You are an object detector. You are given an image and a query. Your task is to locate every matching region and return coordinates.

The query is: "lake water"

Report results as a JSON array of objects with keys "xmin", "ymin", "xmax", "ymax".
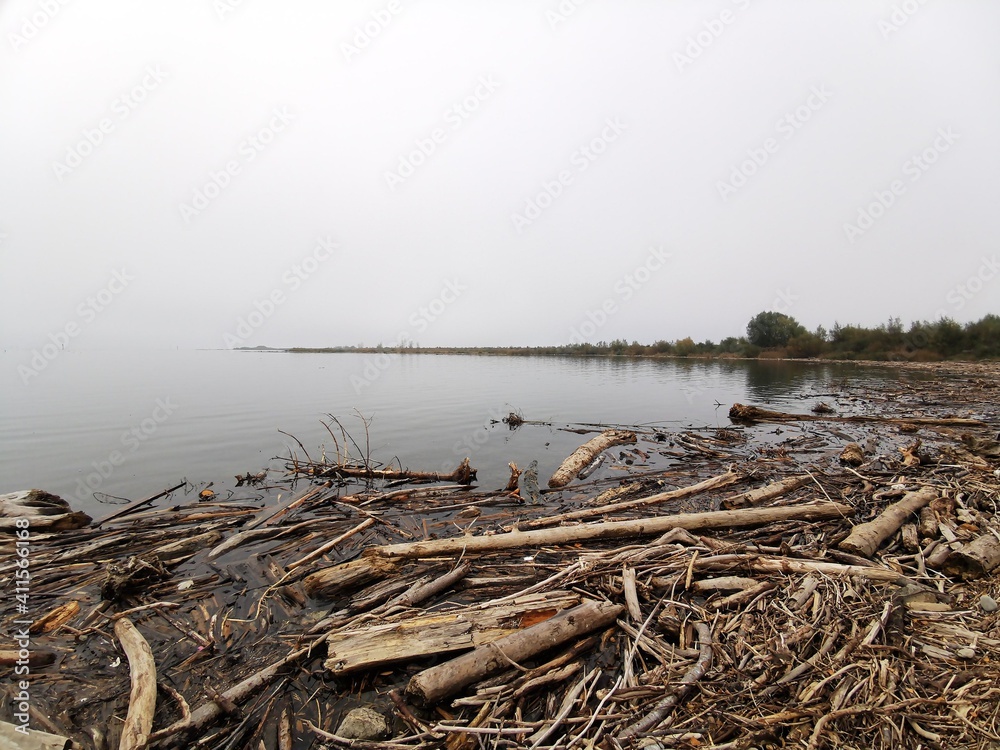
[{"xmin": 1, "ymin": 350, "xmax": 897, "ymax": 516}]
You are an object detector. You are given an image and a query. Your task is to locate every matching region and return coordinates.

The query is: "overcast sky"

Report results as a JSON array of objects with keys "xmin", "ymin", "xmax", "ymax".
[{"xmin": 1, "ymin": 0, "xmax": 998, "ymax": 351}]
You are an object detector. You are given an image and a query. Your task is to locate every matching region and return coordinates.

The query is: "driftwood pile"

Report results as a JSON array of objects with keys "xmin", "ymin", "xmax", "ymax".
[{"xmin": 1, "ymin": 361, "xmax": 999, "ymax": 749}]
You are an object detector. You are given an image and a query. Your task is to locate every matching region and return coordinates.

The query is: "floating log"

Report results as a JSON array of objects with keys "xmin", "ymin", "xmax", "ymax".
[
  {"xmin": 729, "ymin": 403, "xmax": 984, "ymax": 427},
  {"xmin": 114, "ymin": 618, "xmax": 157, "ymax": 750},
  {"xmin": 943, "ymin": 534, "xmax": 1000, "ymax": 580},
  {"xmin": 548, "ymin": 430, "xmax": 637, "ymax": 488},
  {"xmin": 839, "ymin": 487, "xmax": 938, "ymax": 558},
  {"xmin": 406, "ymin": 600, "xmax": 623, "ymax": 705},
  {"xmin": 318, "ymin": 459, "xmax": 477, "ymax": 485}
]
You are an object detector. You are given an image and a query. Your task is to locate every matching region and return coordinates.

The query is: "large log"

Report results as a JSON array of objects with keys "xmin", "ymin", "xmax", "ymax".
[
  {"xmin": 729, "ymin": 403, "xmax": 984, "ymax": 427},
  {"xmin": 303, "ymin": 555, "xmax": 399, "ymax": 599},
  {"xmin": 406, "ymin": 600, "xmax": 623, "ymax": 705},
  {"xmin": 522, "ymin": 470, "xmax": 742, "ymax": 530},
  {"xmin": 355, "ymin": 501, "xmax": 853, "ymax": 561},
  {"xmin": 114, "ymin": 618, "xmax": 157, "ymax": 750},
  {"xmin": 839, "ymin": 487, "xmax": 938, "ymax": 558},
  {"xmin": 943, "ymin": 534, "xmax": 1000, "ymax": 580},
  {"xmin": 324, "ymin": 591, "xmax": 579, "ymax": 674},
  {"xmin": 548, "ymin": 430, "xmax": 637, "ymax": 488}
]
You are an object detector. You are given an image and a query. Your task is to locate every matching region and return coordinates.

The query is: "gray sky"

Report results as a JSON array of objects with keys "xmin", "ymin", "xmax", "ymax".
[{"xmin": 1, "ymin": 0, "xmax": 998, "ymax": 351}]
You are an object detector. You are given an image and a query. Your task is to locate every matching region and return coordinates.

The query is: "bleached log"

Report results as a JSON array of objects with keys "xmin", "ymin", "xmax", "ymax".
[
  {"xmin": 839, "ymin": 487, "xmax": 938, "ymax": 558},
  {"xmin": 548, "ymin": 430, "xmax": 636, "ymax": 488},
  {"xmin": 721, "ymin": 474, "xmax": 810, "ymax": 509},
  {"xmin": 114, "ymin": 618, "xmax": 157, "ymax": 750}
]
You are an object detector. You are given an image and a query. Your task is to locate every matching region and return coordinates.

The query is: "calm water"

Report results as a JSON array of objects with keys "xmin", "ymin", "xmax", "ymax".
[{"xmin": 1, "ymin": 350, "xmax": 897, "ymax": 516}]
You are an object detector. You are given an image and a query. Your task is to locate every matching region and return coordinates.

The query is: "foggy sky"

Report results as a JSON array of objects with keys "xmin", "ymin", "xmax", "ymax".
[{"xmin": 1, "ymin": 0, "xmax": 998, "ymax": 353}]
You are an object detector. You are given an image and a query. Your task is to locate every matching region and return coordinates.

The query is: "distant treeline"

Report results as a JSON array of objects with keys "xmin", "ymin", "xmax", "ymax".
[{"xmin": 279, "ymin": 312, "xmax": 999, "ymax": 362}]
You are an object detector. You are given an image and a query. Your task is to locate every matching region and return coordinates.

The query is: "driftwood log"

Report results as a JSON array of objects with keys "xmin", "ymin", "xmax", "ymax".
[
  {"xmin": 520, "ymin": 470, "xmax": 742, "ymax": 530},
  {"xmin": 330, "ymin": 501, "xmax": 855, "ymax": 562},
  {"xmin": 548, "ymin": 430, "xmax": 637, "ymax": 488},
  {"xmin": 943, "ymin": 533, "xmax": 1000, "ymax": 580},
  {"xmin": 303, "ymin": 555, "xmax": 399, "ymax": 599},
  {"xmin": 839, "ymin": 487, "xmax": 938, "ymax": 558},
  {"xmin": 406, "ymin": 600, "xmax": 623, "ymax": 705},
  {"xmin": 0, "ymin": 721, "xmax": 71, "ymax": 750},
  {"xmin": 729, "ymin": 403, "xmax": 984, "ymax": 427},
  {"xmin": 318, "ymin": 458, "xmax": 477, "ymax": 485},
  {"xmin": 721, "ymin": 474, "xmax": 810, "ymax": 509},
  {"xmin": 0, "ymin": 490, "xmax": 91, "ymax": 532},
  {"xmin": 114, "ymin": 618, "xmax": 157, "ymax": 750}
]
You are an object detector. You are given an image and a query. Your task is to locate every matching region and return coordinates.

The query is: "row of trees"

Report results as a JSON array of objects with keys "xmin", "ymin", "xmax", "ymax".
[{"xmin": 518, "ymin": 312, "xmax": 998, "ymax": 361}]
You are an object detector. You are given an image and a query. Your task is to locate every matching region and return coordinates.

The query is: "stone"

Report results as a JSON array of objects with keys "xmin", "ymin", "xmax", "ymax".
[
  {"xmin": 980, "ymin": 594, "xmax": 998, "ymax": 613},
  {"xmin": 957, "ymin": 647, "xmax": 976, "ymax": 659},
  {"xmin": 336, "ymin": 706, "xmax": 389, "ymax": 741}
]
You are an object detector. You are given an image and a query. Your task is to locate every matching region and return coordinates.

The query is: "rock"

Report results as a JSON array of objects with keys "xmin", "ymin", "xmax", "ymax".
[
  {"xmin": 839, "ymin": 443, "xmax": 865, "ymax": 466},
  {"xmin": 336, "ymin": 706, "xmax": 389, "ymax": 741},
  {"xmin": 957, "ymin": 647, "xmax": 976, "ymax": 660},
  {"xmin": 980, "ymin": 594, "xmax": 998, "ymax": 613}
]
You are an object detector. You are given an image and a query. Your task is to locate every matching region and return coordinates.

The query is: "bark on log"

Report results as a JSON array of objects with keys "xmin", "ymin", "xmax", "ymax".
[
  {"xmin": 0, "ymin": 649, "xmax": 57, "ymax": 667},
  {"xmin": 114, "ymin": 618, "xmax": 157, "ymax": 750},
  {"xmin": 317, "ymin": 458, "xmax": 477, "ymax": 485},
  {"xmin": 721, "ymin": 474, "xmax": 810, "ymax": 509},
  {"xmin": 548, "ymin": 430, "xmax": 637, "ymax": 488},
  {"xmin": 406, "ymin": 600, "xmax": 623, "ymax": 705},
  {"xmin": 942, "ymin": 534, "xmax": 1000, "ymax": 580},
  {"xmin": 303, "ymin": 555, "xmax": 399, "ymax": 599},
  {"xmin": 522, "ymin": 470, "xmax": 742, "ymax": 530},
  {"xmin": 358, "ymin": 501, "xmax": 853, "ymax": 561},
  {"xmin": 729, "ymin": 403, "xmax": 984, "ymax": 427},
  {"xmin": 839, "ymin": 487, "xmax": 938, "ymax": 558}
]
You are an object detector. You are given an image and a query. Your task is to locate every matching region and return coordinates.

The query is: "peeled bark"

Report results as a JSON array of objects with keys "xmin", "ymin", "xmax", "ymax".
[
  {"xmin": 114, "ymin": 618, "xmax": 157, "ymax": 750},
  {"xmin": 406, "ymin": 600, "xmax": 622, "ymax": 705},
  {"xmin": 839, "ymin": 487, "xmax": 938, "ymax": 558},
  {"xmin": 548, "ymin": 430, "xmax": 636, "ymax": 488}
]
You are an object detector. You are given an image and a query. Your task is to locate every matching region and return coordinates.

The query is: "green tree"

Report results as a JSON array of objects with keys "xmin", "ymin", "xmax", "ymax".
[{"xmin": 746, "ymin": 311, "xmax": 806, "ymax": 348}]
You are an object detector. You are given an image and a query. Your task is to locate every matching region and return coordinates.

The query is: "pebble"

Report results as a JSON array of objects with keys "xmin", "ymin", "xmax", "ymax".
[
  {"xmin": 980, "ymin": 594, "xmax": 998, "ymax": 613},
  {"xmin": 957, "ymin": 647, "xmax": 977, "ymax": 659},
  {"xmin": 336, "ymin": 707, "xmax": 389, "ymax": 741}
]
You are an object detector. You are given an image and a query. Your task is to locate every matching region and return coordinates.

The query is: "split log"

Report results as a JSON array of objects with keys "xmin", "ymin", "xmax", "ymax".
[
  {"xmin": 406, "ymin": 600, "xmax": 623, "ymax": 705},
  {"xmin": 839, "ymin": 487, "xmax": 938, "ymax": 558},
  {"xmin": 324, "ymin": 591, "xmax": 579, "ymax": 674},
  {"xmin": 522, "ymin": 470, "xmax": 743, "ymax": 530},
  {"xmin": 0, "ymin": 490, "xmax": 91, "ymax": 532},
  {"xmin": 729, "ymin": 403, "xmax": 984, "ymax": 427},
  {"xmin": 942, "ymin": 534, "xmax": 1000, "ymax": 580},
  {"xmin": 721, "ymin": 474, "xmax": 809, "ymax": 509},
  {"xmin": 303, "ymin": 555, "xmax": 399, "ymax": 599},
  {"xmin": 114, "ymin": 618, "xmax": 157, "ymax": 750},
  {"xmin": 352, "ymin": 501, "xmax": 853, "ymax": 561},
  {"xmin": 548, "ymin": 430, "xmax": 637, "ymax": 488}
]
